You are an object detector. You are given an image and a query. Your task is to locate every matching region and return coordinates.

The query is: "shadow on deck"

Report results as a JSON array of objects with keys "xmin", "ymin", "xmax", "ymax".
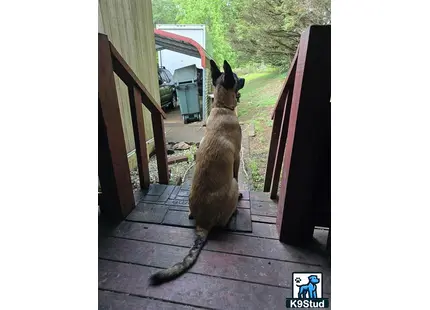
[{"xmin": 99, "ymin": 184, "xmax": 331, "ymax": 310}]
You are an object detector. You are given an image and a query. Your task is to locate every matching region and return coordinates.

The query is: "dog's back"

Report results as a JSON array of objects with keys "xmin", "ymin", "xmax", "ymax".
[
  {"xmin": 189, "ymin": 60, "xmax": 245, "ymax": 230},
  {"xmin": 190, "ymin": 107, "xmax": 241, "ymax": 229},
  {"xmin": 147, "ymin": 60, "xmax": 245, "ymax": 285}
]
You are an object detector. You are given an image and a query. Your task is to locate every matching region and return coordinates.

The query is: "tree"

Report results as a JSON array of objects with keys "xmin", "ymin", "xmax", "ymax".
[
  {"xmin": 151, "ymin": 0, "xmax": 331, "ymax": 71},
  {"xmin": 173, "ymin": 0, "xmax": 238, "ymax": 66},
  {"xmin": 152, "ymin": 0, "xmax": 237, "ymax": 66},
  {"xmin": 231, "ymin": 0, "xmax": 331, "ymax": 70},
  {"xmin": 152, "ymin": 0, "xmax": 179, "ymax": 25}
]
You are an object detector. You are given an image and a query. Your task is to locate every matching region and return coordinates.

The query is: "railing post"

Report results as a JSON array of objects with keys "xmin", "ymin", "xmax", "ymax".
[
  {"xmin": 264, "ymin": 108, "xmax": 283, "ymax": 192},
  {"xmin": 264, "ymin": 50, "xmax": 298, "ymax": 193},
  {"xmin": 276, "ymin": 26, "xmax": 331, "ymax": 246},
  {"xmin": 98, "ymin": 34, "xmax": 135, "ymax": 220},
  {"xmin": 151, "ymin": 111, "xmax": 169, "ymax": 184},
  {"xmin": 128, "ymin": 86, "xmax": 150, "ymax": 189},
  {"xmin": 270, "ymin": 90, "xmax": 293, "ymax": 199}
]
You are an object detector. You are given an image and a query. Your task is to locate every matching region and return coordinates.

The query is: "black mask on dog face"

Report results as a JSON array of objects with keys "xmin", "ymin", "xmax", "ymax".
[{"xmin": 210, "ymin": 60, "xmax": 245, "ymax": 102}]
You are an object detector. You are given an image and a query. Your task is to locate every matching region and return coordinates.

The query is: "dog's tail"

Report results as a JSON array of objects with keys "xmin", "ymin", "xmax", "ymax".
[{"xmin": 148, "ymin": 227, "xmax": 209, "ymax": 285}]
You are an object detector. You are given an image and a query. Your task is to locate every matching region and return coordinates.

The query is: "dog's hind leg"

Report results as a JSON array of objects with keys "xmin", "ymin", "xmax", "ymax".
[
  {"xmin": 233, "ymin": 155, "xmax": 240, "ymax": 182},
  {"xmin": 219, "ymin": 179, "xmax": 239, "ymax": 227},
  {"xmin": 233, "ymin": 155, "xmax": 243, "ymax": 200}
]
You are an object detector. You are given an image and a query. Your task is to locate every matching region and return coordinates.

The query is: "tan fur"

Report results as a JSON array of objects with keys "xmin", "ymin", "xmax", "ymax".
[
  {"xmin": 189, "ymin": 85, "xmax": 242, "ymax": 230},
  {"xmin": 148, "ymin": 60, "xmax": 243, "ymax": 285}
]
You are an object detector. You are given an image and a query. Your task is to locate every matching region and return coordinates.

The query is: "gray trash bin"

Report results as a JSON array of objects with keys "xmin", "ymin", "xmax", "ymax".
[{"xmin": 173, "ymin": 64, "xmax": 202, "ymax": 124}]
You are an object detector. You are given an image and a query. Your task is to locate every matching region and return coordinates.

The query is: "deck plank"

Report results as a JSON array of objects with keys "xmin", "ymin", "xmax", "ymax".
[
  {"xmin": 162, "ymin": 210, "xmax": 195, "ymax": 227},
  {"xmin": 99, "ymin": 259, "xmax": 295, "ymax": 310},
  {"xmin": 166, "ymin": 206, "xmax": 189, "ymax": 212},
  {"xmin": 147, "ymin": 184, "xmax": 167, "ymax": 196},
  {"xmin": 251, "ymin": 215, "xmax": 277, "ymax": 224},
  {"xmin": 99, "ymin": 237, "xmax": 331, "ymax": 293},
  {"xmin": 166, "ymin": 199, "xmax": 189, "ymax": 207},
  {"xmin": 235, "ymin": 208, "xmax": 252, "ymax": 232},
  {"xmin": 168, "ymin": 186, "xmax": 181, "ymax": 199},
  {"xmin": 177, "ymin": 189, "xmax": 189, "ymax": 197},
  {"xmin": 250, "ymin": 191, "xmax": 273, "ymax": 202},
  {"xmin": 250, "ymin": 200, "xmax": 278, "ymax": 217},
  {"xmin": 237, "ymin": 200, "xmax": 250, "ymax": 209},
  {"xmin": 160, "ymin": 209, "xmax": 252, "ymax": 233},
  {"xmin": 158, "ymin": 185, "xmax": 176, "ymax": 202},
  {"xmin": 99, "ymin": 189, "xmax": 331, "ymax": 309},
  {"xmin": 142, "ymin": 195, "xmax": 162, "ymax": 202},
  {"xmin": 206, "ymin": 231, "xmax": 327, "ymax": 266},
  {"xmin": 235, "ymin": 222, "xmax": 279, "ymax": 239},
  {"xmin": 126, "ymin": 203, "xmax": 169, "ymax": 224},
  {"xmin": 133, "ymin": 184, "xmax": 253, "ymax": 233},
  {"xmin": 239, "ymin": 190, "xmax": 250, "ymax": 200},
  {"xmin": 180, "ymin": 183, "xmax": 191, "ymax": 190},
  {"xmin": 109, "ymin": 222, "xmax": 329, "ymax": 267},
  {"xmin": 98, "ymin": 290, "xmax": 201, "ymax": 310}
]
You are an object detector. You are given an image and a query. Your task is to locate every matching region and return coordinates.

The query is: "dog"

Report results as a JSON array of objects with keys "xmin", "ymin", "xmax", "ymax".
[
  {"xmin": 148, "ymin": 60, "xmax": 245, "ymax": 285},
  {"xmin": 297, "ymin": 275, "xmax": 320, "ymax": 298}
]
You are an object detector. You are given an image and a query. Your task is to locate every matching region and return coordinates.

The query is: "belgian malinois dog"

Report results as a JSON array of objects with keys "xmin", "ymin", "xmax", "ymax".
[{"xmin": 148, "ymin": 60, "xmax": 245, "ymax": 285}]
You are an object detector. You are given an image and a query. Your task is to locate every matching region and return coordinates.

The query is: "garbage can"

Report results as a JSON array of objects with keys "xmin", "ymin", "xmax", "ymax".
[{"xmin": 173, "ymin": 64, "xmax": 202, "ymax": 124}]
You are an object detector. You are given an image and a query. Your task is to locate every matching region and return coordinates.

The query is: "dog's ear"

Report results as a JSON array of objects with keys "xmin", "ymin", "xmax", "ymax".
[
  {"xmin": 237, "ymin": 78, "xmax": 245, "ymax": 90},
  {"xmin": 210, "ymin": 59, "xmax": 221, "ymax": 86},
  {"xmin": 222, "ymin": 60, "xmax": 235, "ymax": 89}
]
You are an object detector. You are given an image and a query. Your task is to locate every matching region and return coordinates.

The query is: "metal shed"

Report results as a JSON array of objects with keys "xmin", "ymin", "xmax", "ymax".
[{"xmin": 154, "ymin": 29, "xmax": 213, "ymax": 122}]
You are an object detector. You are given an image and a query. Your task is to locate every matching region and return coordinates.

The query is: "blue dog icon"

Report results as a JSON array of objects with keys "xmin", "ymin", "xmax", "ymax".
[{"xmin": 296, "ymin": 275, "xmax": 320, "ymax": 298}]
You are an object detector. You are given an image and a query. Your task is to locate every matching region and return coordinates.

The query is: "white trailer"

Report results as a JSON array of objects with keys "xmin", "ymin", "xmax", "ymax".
[
  {"xmin": 155, "ymin": 24, "xmax": 209, "ymax": 74},
  {"xmin": 154, "ymin": 24, "xmax": 214, "ymax": 122}
]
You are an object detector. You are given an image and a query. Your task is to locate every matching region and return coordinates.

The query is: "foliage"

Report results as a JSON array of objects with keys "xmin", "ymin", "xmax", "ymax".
[
  {"xmin": 236, "ymin": 71, "xmax": 286, "ymax": 190},
  {"xmin": 152, "ymin": 0, "xmax": 179, "ymax": 25},
  {"xmin": 172, "ymin": 0, "xmax": 237, "ymax": 66},
  {"xmin": 231, "ymin": 0, "xmax": 330, "ymax": 71},
  {"xmin": 151, "ymin": 0, "xmax": 330, "ymax": 71}
]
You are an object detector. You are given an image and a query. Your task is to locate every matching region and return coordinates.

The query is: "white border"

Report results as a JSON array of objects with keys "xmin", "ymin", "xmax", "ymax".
[
  {"xmin": 333, "ymin": 1, "xmax": 430, "ymax": 309},
  {"xmin": 1, "ymin": 1, "xmax": 429, "ymax": 309},
  {"xmin": 1, "ymin": 1, "xmax": 97, "ymax": 309}
]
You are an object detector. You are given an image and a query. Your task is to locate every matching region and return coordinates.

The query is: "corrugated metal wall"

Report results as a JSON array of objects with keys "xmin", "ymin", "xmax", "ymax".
[{"xmin": 98, "ymin": 0, "xmax": 160, "ymax": 158}]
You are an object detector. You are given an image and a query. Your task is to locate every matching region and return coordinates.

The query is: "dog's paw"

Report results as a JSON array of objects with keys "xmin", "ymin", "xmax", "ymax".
[
  {"xmin": 188, "ymin": 213, "xmax": 194, "ymax": 220},
  {"xmin": 238, "ymin": 192, "xmax": 243, "ymax": 200}
]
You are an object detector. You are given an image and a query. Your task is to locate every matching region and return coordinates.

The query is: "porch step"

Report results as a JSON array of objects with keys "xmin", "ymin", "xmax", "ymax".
[{"xmin": 131, "ymin": 184, "xmax": 278, "ymax": 234}]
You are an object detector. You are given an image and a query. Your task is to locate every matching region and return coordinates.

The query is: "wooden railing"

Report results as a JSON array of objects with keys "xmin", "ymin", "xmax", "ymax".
[
  {"xmin": 264, "ymin": 48, "xmax": 299, "ymax": 199},
  {"xmin": 263, "ymin": 25, "xmax": 331, "ymax": 246},
  {"xmin": 98, "ymin": 33, "xmax": 168, "ymax": 220}
]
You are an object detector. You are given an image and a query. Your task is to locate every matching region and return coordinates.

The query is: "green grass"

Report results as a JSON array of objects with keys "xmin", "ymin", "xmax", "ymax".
[
  {"xmin": 237, "ymin": 71, "xmax": 285, "ymax": 120},
  {"xmin": 236, "ymin": 70, "xmax": 286, "ymax": 190},
  {"xmin": 238, "ymin": 70, "xmax": 285, "ymax": 136},
  {"xmin": 249, "ymin": 158, "xmax": 264, "ymax": 185}
]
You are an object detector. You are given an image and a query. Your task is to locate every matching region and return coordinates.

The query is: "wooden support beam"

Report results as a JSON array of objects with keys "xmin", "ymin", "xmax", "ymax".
[
  {"xmin": 276, "ymin": 26, "xmax": 331, "ymax": 246},
  {"xmin": 128, "ymin": 85, "xmax": 150, "ymax": 189},
  {"xmin": 271, "ymin": 48, "xmax": 299, "ymax": 120},
  {"xmin": 109, "ymin": 41, "xmax": 166, "ymax": 119},
  {"xmin": 98, "ymin": 34, "xmax": 135, "ymax": 220},
  {"xmin": 264, "ymin": 52, "xmax": 298, "ymax": 192},
  {"xmin": 270, "ymin": 90, "xmax": 293, "ymax": 199},
  {"xmin": 151, "ymin": 112, "xmax": 169, "ymax": 184},
  {"xmin": 263, "ymin": 105, "xmax": 283, "ymax": 192}
]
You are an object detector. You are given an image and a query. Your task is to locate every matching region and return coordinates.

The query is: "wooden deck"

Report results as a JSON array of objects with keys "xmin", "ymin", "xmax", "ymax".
[{"xmin": 99, "ymin": 184, "xmax": 331, "ymax": 309}]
